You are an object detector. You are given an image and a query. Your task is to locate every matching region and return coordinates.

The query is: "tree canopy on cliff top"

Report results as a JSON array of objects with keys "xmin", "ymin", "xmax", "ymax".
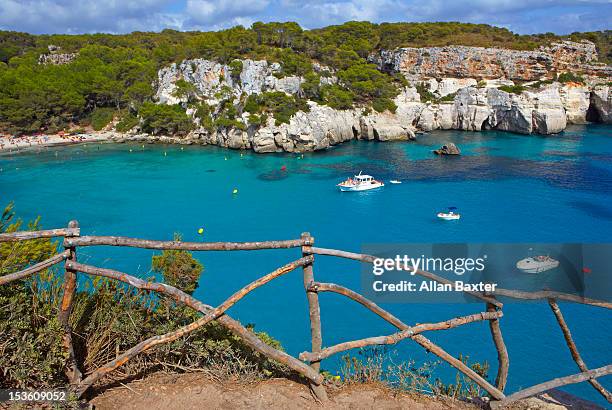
[{"xmin": 0, "ymin": 22, "xmax": 609, "ymax": 135}]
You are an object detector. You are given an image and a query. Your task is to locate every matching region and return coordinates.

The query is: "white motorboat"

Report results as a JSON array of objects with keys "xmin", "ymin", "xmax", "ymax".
[
  {"xmin": 437, "ymin": 207, "xmax": 461, "ymax": 220},
  {"xmin": 337, "ymin": 172, "xmax": 384, "ymax": 192},
  {"xmin": 516, "ymin": 255, "xmax": 559, "ymax": 274},
  {"xmin": 390, "ymin": 180, "xmax": 402, "ymax": 184}
]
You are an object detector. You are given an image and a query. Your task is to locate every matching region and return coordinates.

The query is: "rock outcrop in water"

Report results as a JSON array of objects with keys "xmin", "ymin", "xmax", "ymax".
[
  {"xmin": 134, "ymin": 40, "xmax": 612, "ymax": 152},
  {"xmin": 434, "ymin": 143, "xmax": 460, "ymax": 155}
]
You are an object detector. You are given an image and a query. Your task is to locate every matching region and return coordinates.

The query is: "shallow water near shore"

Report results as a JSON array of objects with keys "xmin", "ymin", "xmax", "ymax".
[{"xmin": 2, "ymin": 125, "xmax": 611, "ymax": 404}]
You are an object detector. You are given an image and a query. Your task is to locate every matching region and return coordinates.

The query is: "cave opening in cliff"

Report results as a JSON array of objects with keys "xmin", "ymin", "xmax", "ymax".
[{"xmin": 586, "ymin": 100, "xmax": 602, "ymax": 123}]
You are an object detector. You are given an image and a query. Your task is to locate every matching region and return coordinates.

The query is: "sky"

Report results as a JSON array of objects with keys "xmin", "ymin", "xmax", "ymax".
[{"xmin": 0, "ymin": 0, "xmax": 610, "ymax": 35}]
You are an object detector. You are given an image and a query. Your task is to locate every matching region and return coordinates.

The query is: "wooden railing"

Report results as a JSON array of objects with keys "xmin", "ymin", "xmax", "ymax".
[{"xmin": 0, "ymin": 222, "xmax": 610, "ymax": 407}]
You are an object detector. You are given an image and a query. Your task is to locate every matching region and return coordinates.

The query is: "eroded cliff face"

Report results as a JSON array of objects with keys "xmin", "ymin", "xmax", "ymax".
[
  {"xmin": 371, "ymin": 40, "xmax": 611, "ymax": 81},
  {"xmin": 139, "ymin": 40, "xmax": 611, "ymax": 153},
  {"xmin": 408, "ymin": 85, "xmax": 570, "ymax": 135},
  {"xmin": 156, "ymin": 59, "xmax": 305, "ymax": 105}
]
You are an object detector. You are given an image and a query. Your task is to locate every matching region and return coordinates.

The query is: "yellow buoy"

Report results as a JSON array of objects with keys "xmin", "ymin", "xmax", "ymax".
[
  {"xmin": 181, "ymin": 147, "xmax": 184, "ymax": 150},
  {"xmin": 232, "ymin": 188, "xmax": 238, "ymax": 194},
  {"xmin": 164, "ymin": 151, "xmax": 167, "ymax": 156},
  {"xmin": 197, "ymin": 228, "xmax": 204, "ymax": 235}
]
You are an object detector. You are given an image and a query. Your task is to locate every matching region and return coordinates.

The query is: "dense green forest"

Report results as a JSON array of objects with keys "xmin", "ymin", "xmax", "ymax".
[{"xmin": 0, "ymin": 21, "xmax": 610, "ymax": 135}]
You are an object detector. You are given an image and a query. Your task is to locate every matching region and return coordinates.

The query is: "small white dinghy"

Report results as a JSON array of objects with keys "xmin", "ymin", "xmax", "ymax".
[
  {"xmin": 390, "ymin": 180, "xmax": 402, "ymax": 184},
  {"xmin": 337, "ymin": 172, "xmax": 384, "ymax": 192},
  {"xmin": 437, "ymin": 207, "xmax": 461, "ymax": 220},
  {"xmin": 516, "ymin": 255, "xmax": 559, "ymax": 274}
]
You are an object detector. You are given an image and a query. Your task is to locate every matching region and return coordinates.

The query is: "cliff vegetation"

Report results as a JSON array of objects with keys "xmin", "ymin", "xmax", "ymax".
[{"xmin": 0, "ymin": 22, "xmax": 609, "ymax": 135}]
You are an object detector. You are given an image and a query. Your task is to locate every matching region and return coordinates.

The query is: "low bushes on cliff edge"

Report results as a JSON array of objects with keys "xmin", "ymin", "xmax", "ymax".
[
  {"xmin": 340, "ymin": 347, "xmax": 491, "ymax": 400},
  {"xmin": 0, "ymin": 203, "xmax": 287, "ymax": 390}
]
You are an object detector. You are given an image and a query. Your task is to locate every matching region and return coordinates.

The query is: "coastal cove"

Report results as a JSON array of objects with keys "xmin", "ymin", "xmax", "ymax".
[{"xmin": 2, "ymin": 125, "xmax": 611, "ymax": 405}]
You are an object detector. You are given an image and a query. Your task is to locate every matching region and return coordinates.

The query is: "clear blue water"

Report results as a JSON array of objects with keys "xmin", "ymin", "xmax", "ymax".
[{"xmin": 2, "ymin": 125, "xmax": 611, "ymax": 404}]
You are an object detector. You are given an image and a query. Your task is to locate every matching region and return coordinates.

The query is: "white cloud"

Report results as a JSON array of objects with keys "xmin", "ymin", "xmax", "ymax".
[
  {"xmin": 0, "ymin": 0, "xmax": 609, "ymax": 34},
  {"xmin": 0, "ymin": 0, "xmax": 179, "ymax": 33},
  {"xmin": 185, "ymin": 0, "xmax": 270, "ymax": 25}
]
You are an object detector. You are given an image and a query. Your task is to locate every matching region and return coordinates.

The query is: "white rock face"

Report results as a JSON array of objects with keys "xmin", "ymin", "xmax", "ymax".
[
  {"xmin": 434, "ymin": 78, "xmax": 478, "ymax": 97},
  {"xmin": 528, "ymin": 86, "xmax": 567, "ymax": 134},
  {"xmin": 390, "ymin": 83, "xmax": 570, "ymax": 135},
  {"xmin": 591, "ymin": 85, "xmax": 611, "ymax": 123},
  {"xmin": 559, "ymin": 84, "xmax": 591, "ymax": 124},
  {"xmin": 156, "ymin": 58, "xmax": 302, "ymax": 104},
  {"xmin": 360, "ymin": 113, "xmax": 415, "ymax": 141}
]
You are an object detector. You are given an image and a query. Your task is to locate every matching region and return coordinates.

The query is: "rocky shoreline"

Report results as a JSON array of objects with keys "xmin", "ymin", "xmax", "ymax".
[
  {"xmin": 146, "ymin": 39, "xmax": 612, "ymax": 153},
  {"xmin": 4, "ymin": 40, "xmax": 610, "ymax": 155}
]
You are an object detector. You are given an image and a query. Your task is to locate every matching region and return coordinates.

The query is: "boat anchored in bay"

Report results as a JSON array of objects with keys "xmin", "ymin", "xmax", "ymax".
[
  {"xmin": 337, "ymin": 172, "xmax": 384, "ymax": 192},
  {"xmin": 516, "ymin": 255, "xmax": 559, "ymax": 273},
  {"xmin": 437, "ymin": 207, "xmax": 461, "ymax": 220}
]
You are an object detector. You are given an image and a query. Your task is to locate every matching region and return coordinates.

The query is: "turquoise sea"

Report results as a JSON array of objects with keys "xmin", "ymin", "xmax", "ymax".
[{"xmin": 1, "ymin": 125, "xmax": 611, "ymax": 405}]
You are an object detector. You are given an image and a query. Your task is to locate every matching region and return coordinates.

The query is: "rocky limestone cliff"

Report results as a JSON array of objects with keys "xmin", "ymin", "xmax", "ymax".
[
  {"xmin": 140, "ymin": 41, "xmax": 611, "ymax": 153},
  {"xmin": 146, "ymin": 79, "xmax": 606, "ymax": 153},
  {"xmin": 391, "ymin": 83, "xmax": 571, "ymax": 135},
  {"xmin": 372, "ymin": 40, "xmax": 611, "ymax": 81},
  {"xmin": 156, "ymin": 59, "xmax": 305, "ymax": 105}
]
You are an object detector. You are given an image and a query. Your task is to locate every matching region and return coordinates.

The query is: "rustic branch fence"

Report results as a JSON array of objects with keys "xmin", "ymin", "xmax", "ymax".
[{"xmin": 1, "ymin": 223, "xmax": 610, "ymax": 408}]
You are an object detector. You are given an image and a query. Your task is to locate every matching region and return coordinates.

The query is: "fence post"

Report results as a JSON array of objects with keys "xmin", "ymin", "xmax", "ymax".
[
  {"xmin": 301, "ymin": 232, "xmax": 327, "ymax": 402},
  {"xmin": 58, "ymin": 220, "xmax": 82, "ymax": 385},
  {"xmin": 487, "ymin": 301, "xmax": 509, "ymax": 392}
]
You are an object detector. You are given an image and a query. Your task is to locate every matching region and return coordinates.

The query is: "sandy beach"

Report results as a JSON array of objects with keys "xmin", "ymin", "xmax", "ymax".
[{"xmin": 0, "ymin": 132, "xmax": 111, "ymax": 153}]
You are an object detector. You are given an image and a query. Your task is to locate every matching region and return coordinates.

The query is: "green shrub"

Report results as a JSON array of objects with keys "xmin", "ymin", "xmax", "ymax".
[
  {"xmin": 301, "ymin": 72, "xmax": 321, "ymax": 100},
  {"xmin": 498, "ymin": 84, "xmax": 526, "ymax": 95},
  {"xmin": 339, "ymin": 347, "xmax": 491, "ymax": 400},
  {"xmin": 415, "ymin": 83, "xmax": 435, "ymax": 102},
  {"xmin": 248, "ymin": 114, "xmax": 263, "ymax": 126},
  {"xmin": 172, "ymin": 79, "xmax": 198, "ymax": 101},
  {"xmin": 277, "ymin": 49, "xmax": 312, "ymax": 77},
  {"xmin": 372, "ymin": 97, "xmax": 397, "ymax": 113},
  {"xmin": 337, "ymin": 63, "xmax": 398, "ymax": 102},
  {"xmin": 243, "ymin": 91, "xmax": 309, "ymax": 125},
  {"xmin": 214, "ymin": 117, "xmax": 246, "ymax": 130},
  {"xmin": 439, "ymin": 92, "xmax": 457, "ymax": 102},
  {"xmin": 192, "ymin": 102, "xmax": 215, "ymax": 132},
  {"xmin": 152, "ymin": 233, "xmax": 203, "ymax": 295},
  {"xmin": 320, "ymin": 84, "xmax": 354, "ymax": 110},
  {"xmin": 229, "ymin": 60, "xmax": 243, "ymax": 81},
  {"xmin": 91, "ymin": 107, "xmax": 115, "ymax": 131},
  {"xmin": 557, "ymin": 72, "xmax": 585, "ymax": 84},
  {"xmin": 115, "ymin": 112, "xmax": 139, "ymax": 132},
  {"xmin": 244, "ymin": 94, "xmax": 260, "ymax": 114},
  {"xmin": 139, "ymin": 102, "xmax": 194, "ymax": 135}
]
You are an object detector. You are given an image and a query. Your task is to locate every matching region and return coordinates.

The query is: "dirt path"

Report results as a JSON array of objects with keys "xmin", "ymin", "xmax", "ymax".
[
  {"xmin": 90, "ymin": 372, "xmax": 606, "ymax": 410},
  {"xmin": 90, "ymin": 373, "xmax": 477, "ymax": 410}
]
